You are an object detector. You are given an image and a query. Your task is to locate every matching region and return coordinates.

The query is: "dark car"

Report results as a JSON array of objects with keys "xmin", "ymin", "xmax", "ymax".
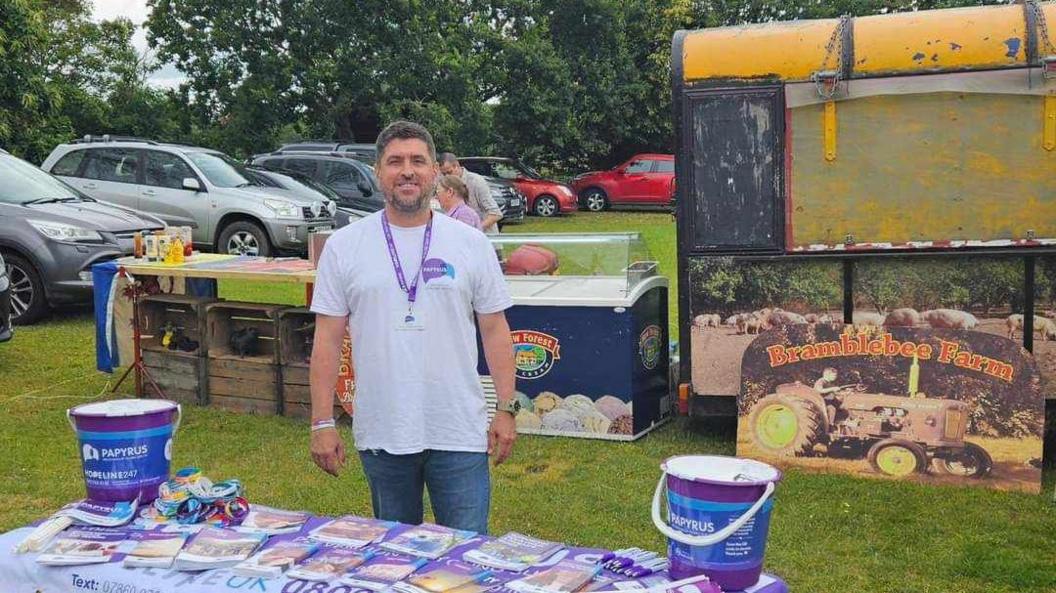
[
  {"xmin": 485, "ymin": 178, "xmax": 526, "ymax": 225},
  {"xmin": 461, "ymin": 157, "xmax": 576, "ymax": 217},
  {"xmin": 274, "ymin": 142, "xmax": 377, "ymax": 165},
  {"xmin": 250, "ymin": 152, "xmax": 384, "ymax": 214},
  {"xmin": 0, "ymin": 149, "xmax": 164, "ymax": 324},
  {"xmin": 244, "ymin": 166, "xmax": 369, "ymax": 228},
  {"xmin": 0, "ymin": 253, "xmax": 11, "ymax": 342}
]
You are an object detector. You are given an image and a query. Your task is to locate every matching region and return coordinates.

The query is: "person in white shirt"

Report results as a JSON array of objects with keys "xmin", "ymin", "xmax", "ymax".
[{"xmin": 308, "ymin": 121, "xmax": 518, "ymax": 534}]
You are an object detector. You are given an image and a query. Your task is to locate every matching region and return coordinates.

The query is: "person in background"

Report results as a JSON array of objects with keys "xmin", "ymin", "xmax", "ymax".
[
  {"xmin": 438, "ymin": 153, "xmax": 503, "ymax": 234},
  {"xmin": 436, "ymin": 175, "xmax": 482, "ymax": 231}
]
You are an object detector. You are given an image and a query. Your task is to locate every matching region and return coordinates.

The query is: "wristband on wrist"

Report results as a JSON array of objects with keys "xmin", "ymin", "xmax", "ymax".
[{"xmin": 310, "ymin": 418, "xmax": 336, "ymax": 432}]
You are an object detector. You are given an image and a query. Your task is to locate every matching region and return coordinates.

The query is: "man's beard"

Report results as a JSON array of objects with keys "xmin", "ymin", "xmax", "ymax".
[{"xmin": 385, "ymin": 188, "xmax": 430, "ymax": 213}]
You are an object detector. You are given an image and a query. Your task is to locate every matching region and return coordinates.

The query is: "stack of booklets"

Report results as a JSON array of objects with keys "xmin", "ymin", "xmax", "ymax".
[
  {"xmin": 309, "ymin": 516, "xmax": 397, "ymax": 548},
  {"xmin": 173, "ymin": 527, "xmax": 267, "ymax": 571},
  {"xmin": 236, "ymin": 505, "xmax": 311, "ymax": 535},
  {"xmin": 379, "ymin": 524, "xmax": 477, "ymax": 559},
  {"xmin": 123, "ymin": 531, "xmax": 189, "ymax": 568},
  {"xmin": 286, "ymin": 547, "xmax": 375, "ymax": 582},
  {"xmin": 57, "ymin": 498, "xmax": 139, "ymax": 527},
  {"xmin": 463, "ymin": 532, "xmax": 564, "ymax": 571},
  {"xmin": 391, "ymin": 559, "xmax": 497, "ymax": 593},
  {"xmin": 232, "ymin": 539, "xmax": 320, "ymax": 578},
  {"xmin": 36, "ymin": 528, "xmax": 127, "ymax": 566},
  {"xmin": 341, "ymin": 552, "xmax": 431, "ymax": 590},
  {"xmin": 506, "ymin": 560, "xmax": 602, "ymax": 593}
]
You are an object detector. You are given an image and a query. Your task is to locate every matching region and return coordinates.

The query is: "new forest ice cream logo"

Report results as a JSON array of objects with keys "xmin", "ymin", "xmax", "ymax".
[
  {"xmin": 511, "ymin": 330, "xmax": 561, "ymax": 379},
  {"xmin": 639, "ymin": 325, "xmax": 662, "ymax": 370}
]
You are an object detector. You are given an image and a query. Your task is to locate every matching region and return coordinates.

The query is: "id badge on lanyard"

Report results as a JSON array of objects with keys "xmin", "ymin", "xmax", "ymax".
[{"xmin": 382, "ymin": 212, "xmax": 431, "ymax": 331}]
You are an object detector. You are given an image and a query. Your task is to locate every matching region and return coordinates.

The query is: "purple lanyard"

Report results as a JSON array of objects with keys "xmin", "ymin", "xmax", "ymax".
[{"xmin": 381, "ymin": 212, "xmax": 432, "ymax": 309}]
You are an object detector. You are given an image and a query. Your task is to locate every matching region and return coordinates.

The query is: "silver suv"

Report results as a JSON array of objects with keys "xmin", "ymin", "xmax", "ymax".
[{"xmin": 41, "ymin": 136, "xmax": 336, "ymax": 256}]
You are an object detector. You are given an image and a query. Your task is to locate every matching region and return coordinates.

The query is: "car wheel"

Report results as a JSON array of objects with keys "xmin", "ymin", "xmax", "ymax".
[
  {"xmin": 582, "ymin": 188, "xmax": 608, "ymax": 212},
  {"xmin": 533, "ymin": 195, "xmax": 559, "ymax": 218},
  {"xmin": 4, "ymin": 254, "xmax": 48, "ymax": 325},
  {"xmin": 219, "ymin": 221, "xmax": 272, "ymax": 257}
]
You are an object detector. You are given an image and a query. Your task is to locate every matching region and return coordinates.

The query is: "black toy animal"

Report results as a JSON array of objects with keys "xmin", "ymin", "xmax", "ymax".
[{"xmin": 229, "ymin": 327, "xmax": 260, "ymax": 358}]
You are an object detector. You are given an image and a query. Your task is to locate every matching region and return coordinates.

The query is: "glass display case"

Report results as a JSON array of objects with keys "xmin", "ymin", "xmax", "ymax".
[
  {"xmin": 489, "ymin": 232, "xmax": 662, "ymax": 306},
  {"xmin": 478, "ymin": 232, "xmax": 671, "ymax": 441}
]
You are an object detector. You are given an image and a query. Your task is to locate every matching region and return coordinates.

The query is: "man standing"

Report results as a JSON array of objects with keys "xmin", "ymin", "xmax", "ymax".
[
  {"xmin": 308, "ymin": 121, "xmax": 518, "ymax": 534},
  {"xmin": 438, "ymin": 153, "xmax": 503, "ymax": 234}
]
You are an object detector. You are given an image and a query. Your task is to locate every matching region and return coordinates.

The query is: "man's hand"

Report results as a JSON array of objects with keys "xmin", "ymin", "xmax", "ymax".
[
  {"xmin": 488, "ymin": 411, "xmax": 517, "ymax": 465},
  {"xmin": 310, "ymin": 427, "xmax": 346, "ymax": 476}
]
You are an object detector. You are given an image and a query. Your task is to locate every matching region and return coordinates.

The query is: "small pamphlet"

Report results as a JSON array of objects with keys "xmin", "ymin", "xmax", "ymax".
[
  {"xmin": 173, "ymin": 527, "xmax": 267, "ymax": 572},
  {"xmin": 123, "ymin": 531, "xmax": 188, "ymax": 568},
  {"xmin": 232, "ymin": 539, "xmax": 320, "ymax": 579},
  {"xmin": 341, "ymin": 553, "xmax": 430, "ymax": 590},
  {"xmin": 309, "ymin": 516, "xmax": 397, "ymax": 548},
  {"xmin": 392, "ymin": 559, "xmax": 494, "ymax": 593},
  {"xmin": 463, "ymin": 532, "xmax": 564, "ymax": 571},
  {"xmin": 506, "ymin": 560, "xmax": 601, "ymax": 593},
  {"xmin": 57, "ymin": 498, "xmax": 139, "ymax": 527},
  {"xmin": 446, "ymin": 570, "xmax": 515, "ymax": 593},
  {"xmin": 36, "ymin": 528, "xmax": 127, "ymax": 566},
  {"xmin": 380, "ymin": 524, "xmax": 477, "ymax": 559},
  {"xmin": 237, "ymin": 505, "xmax": 311, "ymax": 535},
  {"xmin": 285, "ymin": 547, "xmax": 375, "ymax": 582}
]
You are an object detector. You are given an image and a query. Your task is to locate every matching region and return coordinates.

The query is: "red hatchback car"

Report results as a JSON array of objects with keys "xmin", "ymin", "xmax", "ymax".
[
  {"xmin": 460, "ymin": 157, "xmax": 577, "ymax": 217},
  {"xmin": 571, "ymin": 153, "xmax": 675, "ymax": 211}
]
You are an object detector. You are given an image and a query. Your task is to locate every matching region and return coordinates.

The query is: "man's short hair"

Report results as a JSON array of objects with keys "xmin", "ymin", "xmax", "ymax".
[
  {"xmin": 375, "ymin": 121, "xmax": 437, "ymax": 162},
  {"xmin": 438, "ymin": 152, "xmax": 459, "ymax": 166}
]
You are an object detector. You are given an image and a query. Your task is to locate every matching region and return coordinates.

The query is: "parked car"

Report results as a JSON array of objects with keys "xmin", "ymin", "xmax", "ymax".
[
  {"xmin": 571, "ymin": 153, "xmax": 675, "ymax": 211},
  {"xmin": 250, "ymin": 152, "xmax": 383, "ymax": 214},
  {"xmin": 460, "ymin": 157, "xmax": 576, "ymax": 218},
  {"xmin": 0, "ymin": 253, "xmax": 11, "ymax": 342},
  {"xmin": 0, "ymin": 148, "xmax": 164, "ymax": 325},
  {"xmin": 244, "ymin": 166, "xmax": 367, "ymax": 228},
  {"xmin": 274, "ymin": 142, "xmax": 377, "ymax": 164},
  {"xmin": 485, "ymin": 177, "xmax": 526, "ymax": 226},
  {"xmin": 41, "ymin": 136, "xmax": 335, "ymax": 257}
]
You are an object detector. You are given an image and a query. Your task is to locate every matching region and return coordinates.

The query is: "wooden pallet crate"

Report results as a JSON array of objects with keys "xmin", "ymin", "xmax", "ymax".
[
  {"xmin": 139, "ymin": 294, "xmax": 216, "ymax": 405},
  {"xmin": 277, "ymin": 308, "xmax": 315, "ymax": 419},
  {"xmin": 205, "ymin": 302, "xmax": 284, "ymax": 414}
]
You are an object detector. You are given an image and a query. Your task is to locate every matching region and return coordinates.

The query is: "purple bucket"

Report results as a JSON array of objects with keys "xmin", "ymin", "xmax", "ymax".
[
  {"xmin": 67, "ymin": 399, "xmax": 180, "ymax": 503},
  {"xmin": 651, "ymin": 455, "xmax": 781, "ymax": 591}
]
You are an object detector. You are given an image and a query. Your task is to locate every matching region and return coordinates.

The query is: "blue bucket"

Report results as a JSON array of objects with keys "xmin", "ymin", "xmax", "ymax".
[
  {"xmin": 67, "ymin": 399, "xmax": 180, "ymax": 503},
  {"xmin": 651, "ymin": 455, "xmax": 781, "ymax": 591}
]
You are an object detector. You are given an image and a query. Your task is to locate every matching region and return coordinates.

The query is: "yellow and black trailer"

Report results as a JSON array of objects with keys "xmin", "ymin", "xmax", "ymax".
[{"xmin": 672, "ymin": 2, "xmax": 1056, "ymax": 415}]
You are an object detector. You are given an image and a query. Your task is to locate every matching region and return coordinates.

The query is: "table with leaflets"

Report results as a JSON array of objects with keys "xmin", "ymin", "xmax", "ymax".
[{"xmin": 0, "ymin": 512, "xmax": 789, "ymax": 593}]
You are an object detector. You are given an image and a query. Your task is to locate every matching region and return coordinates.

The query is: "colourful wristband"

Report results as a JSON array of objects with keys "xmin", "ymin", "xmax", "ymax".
[{"xmin": 311, "ymin": 419, "xmax": 336, "ymax": 432}]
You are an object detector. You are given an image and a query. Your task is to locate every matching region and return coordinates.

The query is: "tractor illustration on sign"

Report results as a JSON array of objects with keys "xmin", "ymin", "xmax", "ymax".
[{"xmin": 747, "ymin": 363, "xmax": 992, "ymax": 478}]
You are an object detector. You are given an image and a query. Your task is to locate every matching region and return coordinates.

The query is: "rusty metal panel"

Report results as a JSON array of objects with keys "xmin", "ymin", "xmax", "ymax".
[
  {"xmin": 679, "ymin": 3, "xmax": 1052, "ymax": 83},
  {"xmin": 789, "ymin": 92, "xmax": 1056, "ymax": 251},
  {"xmin": 853, "ymin": 5, "xmax": 1030, "ymax": 75},
  {"xmin": 686, "ymin": 89, "xmax": 783, "ymax": 251}
]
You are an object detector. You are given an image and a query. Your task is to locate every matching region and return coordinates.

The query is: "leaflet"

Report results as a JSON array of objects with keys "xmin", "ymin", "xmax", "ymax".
[{"xmin": 380, "ymin": 523, "xmax": 477, "ymax": 559}]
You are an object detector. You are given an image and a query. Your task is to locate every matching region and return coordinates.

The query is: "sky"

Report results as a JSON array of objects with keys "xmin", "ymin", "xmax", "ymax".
[{"xmin": 91, "ymin": 0, "xmax": 187, "ymax": 88}]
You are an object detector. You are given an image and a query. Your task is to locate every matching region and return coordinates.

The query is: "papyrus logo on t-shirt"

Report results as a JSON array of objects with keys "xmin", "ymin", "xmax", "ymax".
[{"xmin": 422, "ymin": 258, "xmax": 455, "ymax": 284}]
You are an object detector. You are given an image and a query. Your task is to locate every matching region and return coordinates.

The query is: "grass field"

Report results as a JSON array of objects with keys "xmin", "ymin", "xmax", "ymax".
[{"xmin": 2, "ymin": 211, "xmax": 1055, "ymax": 592}]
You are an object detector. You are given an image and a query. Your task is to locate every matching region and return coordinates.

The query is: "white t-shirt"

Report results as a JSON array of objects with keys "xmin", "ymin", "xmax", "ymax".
[{"xmin": 310, "ymin": 210, "xmax": 512, "ymax": 454}]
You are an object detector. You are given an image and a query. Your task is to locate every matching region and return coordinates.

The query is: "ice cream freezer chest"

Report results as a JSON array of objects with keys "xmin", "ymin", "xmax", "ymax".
[{"xmin": 477, "ymin": 233, "xmax": 672, "ymax": 441}]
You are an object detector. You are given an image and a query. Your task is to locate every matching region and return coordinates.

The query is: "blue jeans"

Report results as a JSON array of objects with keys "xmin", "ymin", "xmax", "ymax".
[{"xmin": 358, "ymin": 449, "xmax": 491, "ymax": 534}]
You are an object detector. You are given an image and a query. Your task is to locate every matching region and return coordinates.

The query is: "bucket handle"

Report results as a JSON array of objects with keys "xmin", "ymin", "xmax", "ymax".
[
  {"xmin": 66, "ymin": 404, "xmax": 182, "ymax": 434},
  {"xmin": 651, "ymin": 471, "xmax": 775, "ymax": 547}
]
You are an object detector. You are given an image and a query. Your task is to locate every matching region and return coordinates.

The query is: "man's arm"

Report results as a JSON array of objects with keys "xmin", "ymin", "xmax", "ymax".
[
  {"xmin": 477, "ymin": 310, "xmax": 516, "ymax": 464},
  {"xmin": 309, "ymin": 314, "xmax": 349, "ymax": 476},
  {"xmin": 470, "ymin": 176, "xmax": 504, "ymax": 232}
]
